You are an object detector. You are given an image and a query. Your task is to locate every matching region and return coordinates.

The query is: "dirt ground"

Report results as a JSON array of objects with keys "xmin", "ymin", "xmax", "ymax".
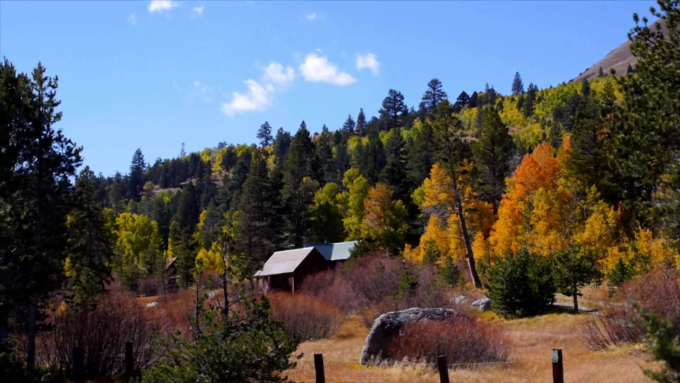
[{"xmin": 285, "ymin": 313, "xmax": 656, "ymax": 383}]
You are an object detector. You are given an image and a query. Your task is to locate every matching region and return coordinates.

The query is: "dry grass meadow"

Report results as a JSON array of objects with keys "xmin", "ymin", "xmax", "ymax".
[{"xmin": 285, "ymin": 312, "xmax": 657, "ymax": 383}]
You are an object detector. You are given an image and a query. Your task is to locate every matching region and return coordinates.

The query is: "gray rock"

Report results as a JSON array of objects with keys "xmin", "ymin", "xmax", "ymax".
[
  {"xmin": 452, "ymin": 295, "xmax": 467, "ymax": 304},
  {"xmin": 359, "ymin": 307, "xmax": 464, "ymax": 365},
  {"xmin": 472, "ymin": 297, "xmax": 492, "ymax": 311},
  {"xmin": 146, "ymin": 302, "xmax": 159, "ymax": 308}
]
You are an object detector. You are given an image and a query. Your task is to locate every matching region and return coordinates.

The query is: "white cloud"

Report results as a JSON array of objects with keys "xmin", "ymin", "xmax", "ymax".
[
  {"xmin": 262, "ymin": 63, "xmax": 295, "ymax": 86},
  {"xmin": 193, "ymin": 80, "xmax": 209, "ymax": 93},
  {"xmin": 148, "ymin": 0, "xmax": 179, "ymax": 13},
  {"xmin": 128, "ymin": 14, "xmax": 137, "ymax": 25},
  {"xmin": 356, "ymin": 52, "xmax": 380, "ymax": 75},
  {"xmin": 192, "ymin": 5, "xmax": 204, "ymax": 17},
  {"xmin": 305, "ymin": 12, "xmax": 317, "ymax": 21},
  {"xmin": 299, "ymin": 53, "xmax": 356, "ymax": 86},
  {"xmin": 221, "ymin": 80, "xmax": 273, "ymax": 116}
]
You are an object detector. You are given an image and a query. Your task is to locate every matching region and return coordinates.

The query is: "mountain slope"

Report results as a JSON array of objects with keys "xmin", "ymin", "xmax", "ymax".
[{"xmin": 572, "ymin": 19, "xmax": 667, "ymax": 82}]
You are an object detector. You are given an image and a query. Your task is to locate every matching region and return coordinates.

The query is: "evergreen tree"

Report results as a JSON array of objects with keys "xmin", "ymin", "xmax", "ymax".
[
  {"xmin": 333, "ymin": 137, "xmax": 350, "ymax": 185},
  {"xmin": 598, "ymin": 66, "xmax": 605, "ymax": 77},
  {"xmin": 282, "ymin": 121, "xmax": 320, "ymax": 247},
  {"xmin": 406, "ymin": 122, "xmax": 435, "ymax": 187},
  {"xmin": 342, "ymin": 114, "xmax": 355, "ymax": 135},
  {"xmin": 221, "ymin": 149, "xmax": 252, "ymax": 211},
  {"xmin": 361, "ymin": 129, "xmax": 386, "ymax": 184},
  {"xmin": 172, "ymin": 183, "xmax": 200, "ymax": 287},
  {"xmin": 237, "ymin": 150, "xmax": 276, "ymax": 268},
  {"xmin": 469, "ymin": 91, "xmax": 479, "ymax": 108},
  {"xmin": 316, "ymin": 125, "xmax": 335, "ymax": 184},
  {"xmin": 129, "ymin": 148, "xmax": 145, "ymax": 201},
  {"xmin": 356, "ymin": 108, "xmax": 367, "ymax": 137},
  {"xmin": 422, "ymin": 239, "xmax": 441, "ymax": 265},
  {"xmin": 309, "ymin": 182, "xmax": 345, "ymax": 243},
  {"xmin": 522, "ymin": 83, "xmax": 538, "ymax": 117},
  {"xmin": 608, "ymin": 258, "xmax": 634, "ymax": 287},
  {"xmin": 551, "ymin": 248, "xmax": 602, "ymax": 313},
  {"xmin": 256, "ymin": 121, "xmax": 273, "ymax": 148},
  {"xmin": 0, "ymin": 61, "xmax": 82, "ymax": 364},
  {"xmin": 273, "ymin": 128, "xmax": 292, "ymax": 170},
  {"xmin": 453, "ymin": 91, "xmax": 470, "ymax": 112},
  {"xmin": 511, "ymin": 72, "xmax": 524, "ymax": 95},
  {"xmin": 440, "ymin": 256, "xmax": 462, "ymax": 287},
  {"xmin": 472, "ymin": 107, "xmax": 515, "ymax": 213},
  {"xmin": 379, "ymin": 89, "xmax": 408, "ymax": 130},
  {"xmin": 380, "ymin": 128, "xmax": 409, "ymax": 203},
  {"xmin": 627, "ymin": 63, "xmax": 635, "ymax": 74},
  {"xmin": 398, "ymin": 267, "xmax": 419, "ymax": 299},
  {"xmin": 66, "ymin": 167, "xmax": 115, "ymax": 306},
  {"xmin": 420, "ymin": 78, "xmax": 448, "ymax": 113}
]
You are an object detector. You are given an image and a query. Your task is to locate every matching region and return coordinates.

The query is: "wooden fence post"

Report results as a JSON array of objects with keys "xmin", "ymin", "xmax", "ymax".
[
  {"xmin": 552, "ymin": 349, "xmax": 564, "ymax": 383},
  {"xmin": 125, "ymin": 341, "xmax": 134, "ymax": 378},
  {"xmin": 437, "ymin": 355, "xmax": 450, "ymax": 383},
  {"xmin": 314, "ymin": 353, "xmax": 325, "ymax": 383},
  {"xmin": 73, "ymin": 346, "xmax": 84, "ymax": 383}
]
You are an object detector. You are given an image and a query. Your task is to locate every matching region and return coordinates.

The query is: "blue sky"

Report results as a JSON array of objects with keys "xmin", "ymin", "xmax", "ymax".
[{"xmin": 0, "ymin": 1, "xmax": 655, "ymax": 176}]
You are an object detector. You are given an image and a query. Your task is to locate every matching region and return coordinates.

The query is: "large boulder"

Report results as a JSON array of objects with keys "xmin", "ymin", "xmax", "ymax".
[
  {"xmin": 359, "ymin": 307, "xmax": 463, "ymax": 365},
  {"xmin": 472, "ymin": 297, "xmax": 492, "ymax": 311}
]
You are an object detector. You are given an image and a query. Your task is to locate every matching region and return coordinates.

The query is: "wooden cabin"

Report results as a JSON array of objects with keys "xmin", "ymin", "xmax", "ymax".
[{"xmin": 254, "ymin": 247, "xmax": 328, "ymax": 294}]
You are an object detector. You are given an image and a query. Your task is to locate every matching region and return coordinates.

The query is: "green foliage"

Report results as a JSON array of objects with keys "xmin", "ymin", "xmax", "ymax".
[
  {"xmin": 309, "ymin": 182, "xmax": 345, "ymax": 243},
  {"xmin": 485, "ymin": 249, "xmax": 556, "ymax": 318},
  {"xmin": 637, "ymin": 306, "xmax": 680, "ymax": 382},
  {"xmin": 142, "ymin": 296, "xmax": 300, "ymax": 383},
  {"xmin": 472, "ymin": 107, "xmax": 515, "ymax": 212},
  {"xmin": 0, "ymin": 339, "xmax": 63, "ymax": 383},
  {"xmin": 608, "ymin": 258, "xmax": 635, "ymax": 287},
  {"xmin": 65, "ymin": 166, "xmax": 115, "ymax": 305},
  {"xmin": 422, "ymin": 239, "xmax": 441, "ymax": 265},
  {"xmin": 116, "ymin": 212, "xmax": 163, "ymax": 290},
  {"xmin": 398, "ymin": 267, "xmax": 419, "ymax": 299},
  {"xmin": 0, "ymin": 61, "xmax": 82, "ymax": 347},
  {"xmin": 440, "ymin": 256, "xmax": 462, "ymax": 288},
  {"xmin": 257, "ymin": 121, "xmax": 273, "ymax": 147},
  {"xmin": 421, "ymin": 79, "xmax": 448, "ymax": 113},
  {"xmin": 550, "ymin": 248, "xmax": 603, "ymax": 313},
  {"xmin": 511, "ymin": 72, "xmax": 524, "ymax": 95}
]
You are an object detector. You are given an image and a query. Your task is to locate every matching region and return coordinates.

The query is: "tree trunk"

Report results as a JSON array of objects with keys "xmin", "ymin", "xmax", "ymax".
[
  {"xmin": 573, "ymin": 283, "xmax": 579, "ymax": 314},
  {"xmin": 453, "ymin": 179, "xmax": 482, "ymax": 289},
  {"xmin": 27, "ymin": 305, "xmax": 36, "ymax": 368}
]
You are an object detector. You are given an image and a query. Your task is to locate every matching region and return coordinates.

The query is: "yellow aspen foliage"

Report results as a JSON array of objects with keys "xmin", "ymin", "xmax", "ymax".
[
  {"xmin": 196, "ymin": 242, "xmax": 224, "ymax": 273},
  {"xmin": 340, "ymin": 169, "xmax": 370, "ymax": 240}
]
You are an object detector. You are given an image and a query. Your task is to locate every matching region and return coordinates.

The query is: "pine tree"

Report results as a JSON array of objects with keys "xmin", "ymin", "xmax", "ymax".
[
  {"xmin": 379, "ymin": 89, "xmax": 408, "ymax": 130},
  {"xmin": 356, "ymin": 108, "xmax": 367, "ymax": 137},
  {"xmin": 469, "ymin": 91, "xmax": 479, "ymax": 108},
  {"xmin": 472, "ymin": 107, "xmax": 515, "ymax": 213},
  {"xmin": 172, "ymin": 183, "xmax": 200, "ymax": 287},
  {"xmin": 129, "ymin": 148, "xmax": 146, "ymax": 201},
  {"xmin": 440, "ymin": 256, "xmax": 462, "ymax": 287},
  {"xmin": 522, "ymin": 83, "xmax": 538, "ymax": 117},
  {"xmin": 316, "ymin": 125, "xmax": 335, "ymax": 184},
  {"xmin": 608, "ymin": 258, "xmax": 634, "ymax": 287},
  {"xmin": 273, "ymin": 128, "xmax": 292, "ymax": 170},
  {"xmin": 511, "ymin": 72, "xmax": 524, "ymax": 95},
  {"xmin": 626, "ymin": 63, "xmax": 635, "ymax": 74},
  {"xmin": 453, "ymin": 91, "xmax": 470, "ymax": 112},
  {"xmin": 406, "ymin": 122, "xmax": 435, "ymax": 187},
  {"xmin": 257, "ymin": 121, "xmax": 273, "ymax": 148},
  {"xmin": 342, "ymin": 114, "xmax": 355, "ymax": 135},
  {"xmin": 421, "ymin": 78, "xmax": 448, "ymax": 113},
  {"xmin": 361, "ymin": 129, "xmax": 386, "ymax": 184},
  {"xmin": 380, "ymin": 128, "xmax": 410, "ymax": 203},
  {"xmin": 0, "ymin": 60, "xmax": 82, "ymax": 364},
  {"xmin": 598, "ymin": 66, "xmax": 605, "ymax": 77},
  {"xmin": 282, "ymin": 121, "xmax": 320, "ymax": 247},
  {"xmin": 237, "ymin": 150, "xmax": 276, "ymax": 269},
  {"xmin": 551, "ymin": 249, "xmax": 602, "ymax": 313},
  {"xmin": 66, "ymin": 167, "xmax": 115, "ymax": 306}
]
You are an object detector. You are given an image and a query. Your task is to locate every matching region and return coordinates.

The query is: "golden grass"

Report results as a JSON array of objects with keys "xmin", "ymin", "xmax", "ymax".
[{"xmin": 285, "ymin": 313, "xmax": 657, "ymax": 382}]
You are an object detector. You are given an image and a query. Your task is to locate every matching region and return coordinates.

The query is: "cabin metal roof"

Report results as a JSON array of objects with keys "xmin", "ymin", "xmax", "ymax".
[
  {"xmin": 308, "ymin": 241, "xmax": 357, "ymax": 262},
  {"xmin": 255, "ymin": 247, "xmax": 319, "ymax": 277}
]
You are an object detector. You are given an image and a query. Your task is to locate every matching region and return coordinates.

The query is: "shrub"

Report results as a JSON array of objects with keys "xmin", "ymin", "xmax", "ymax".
[
  {"xmin": 36, "ymin": 293, "xmax": 163, "ymax": 379},
  {"xmin": 268, "ymin": 292, "xmax": 344, "ymax": 341},
  {"xmin": 142, "ymin": 296, "xmax": 299, "ymax": 383},
  {"xmin": 299, "ymin": 269, "xmax": 359, "ymax": 313},
  {"xmin": 485, "ymin": 249, "xmax": 556, "ymax": 318},
  {"xmin": 386, "ymin": 316, "xmax": 511, "ymax": 366},
  {"xmin": 580, "ymin": 267, "xmax": 680, "ymax": 350}
]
